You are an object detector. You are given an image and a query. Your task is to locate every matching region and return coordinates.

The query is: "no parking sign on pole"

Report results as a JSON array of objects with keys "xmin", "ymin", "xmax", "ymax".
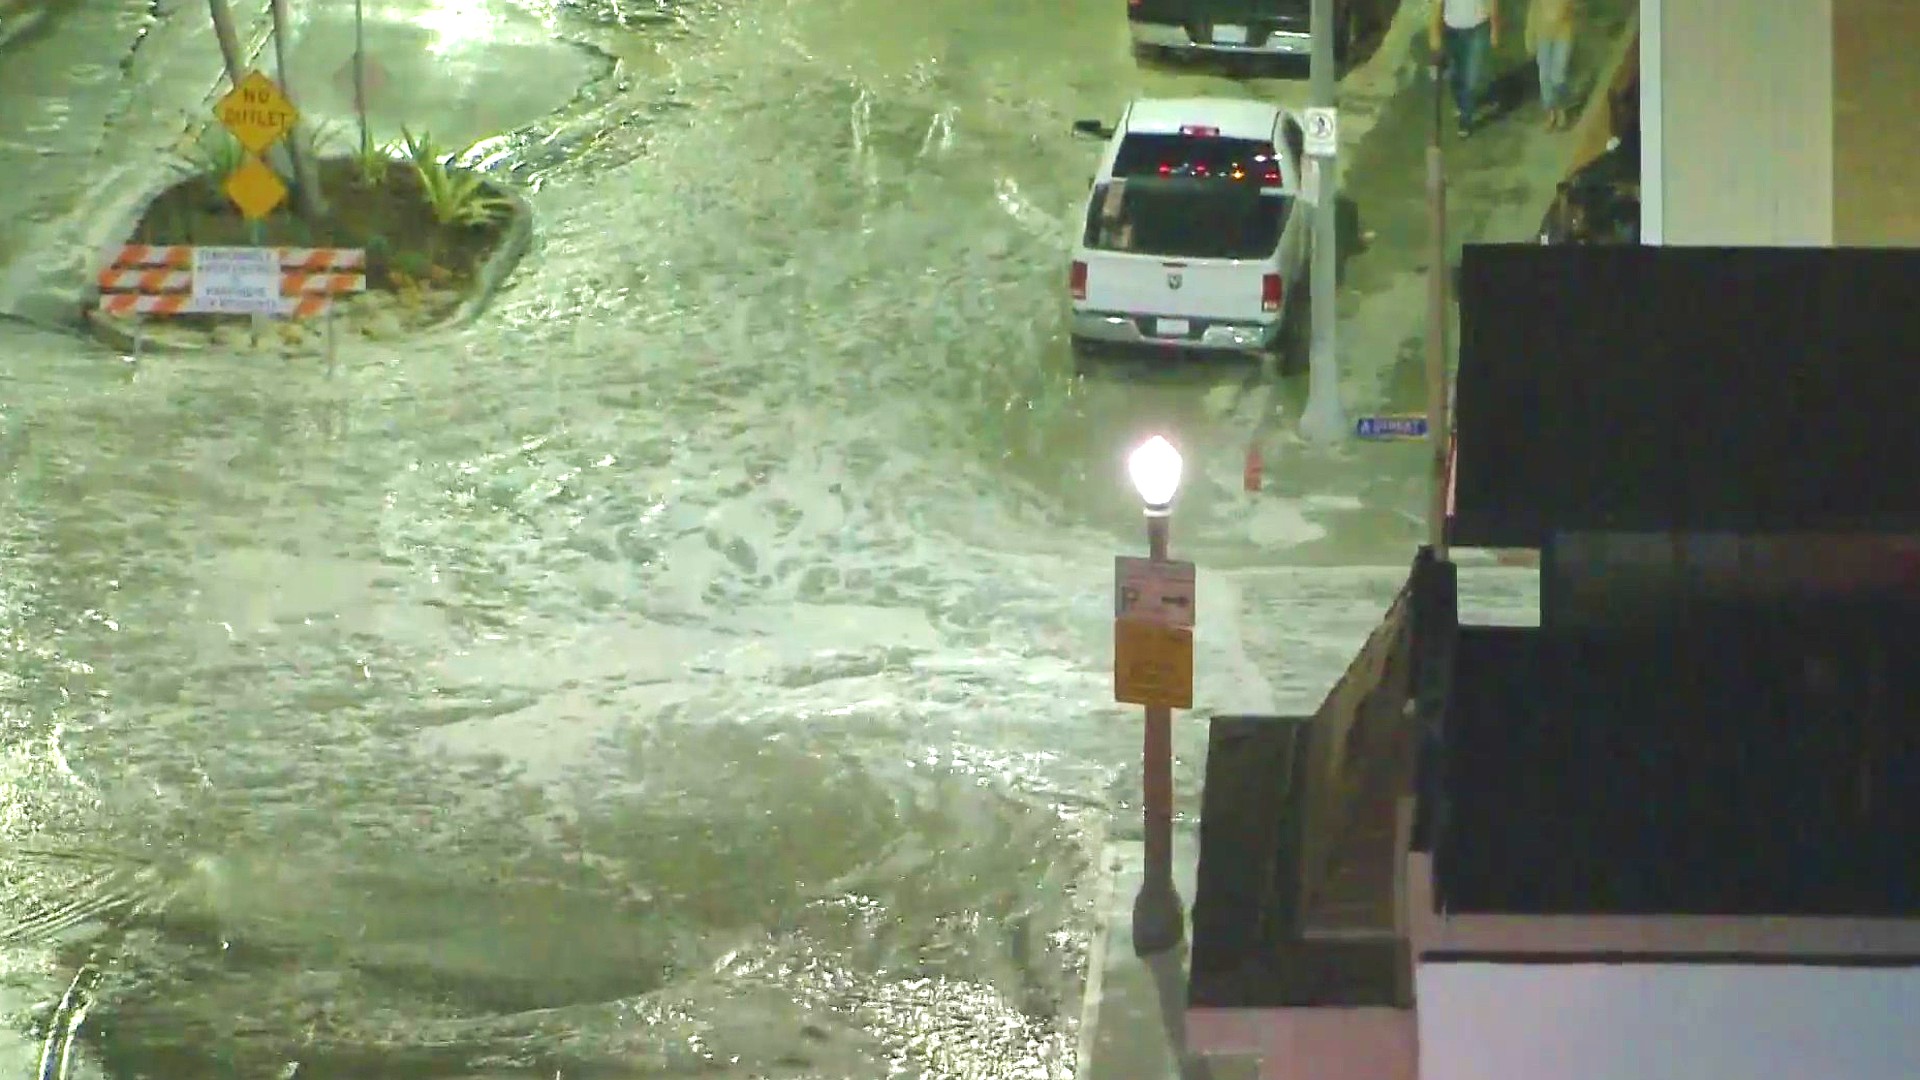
[{"xmin": 1304, "ymin": 106, "xmax": 1338, "ymax": 157}]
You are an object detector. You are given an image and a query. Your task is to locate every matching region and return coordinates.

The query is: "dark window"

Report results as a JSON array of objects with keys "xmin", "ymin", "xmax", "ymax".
[
  {"xmin": 1083, "ymin": 179, "xmax": 1292, "ymax": 260},
  {"xmin": 1112, "ymin": 133, "xmax": 1285, "ymax": 187}
]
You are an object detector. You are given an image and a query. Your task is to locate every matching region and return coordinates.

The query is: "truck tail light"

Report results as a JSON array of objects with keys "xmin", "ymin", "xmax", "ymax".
[{"xmin": 1262, "ymin": 272, "xmax": 1282, "ymax": 313}]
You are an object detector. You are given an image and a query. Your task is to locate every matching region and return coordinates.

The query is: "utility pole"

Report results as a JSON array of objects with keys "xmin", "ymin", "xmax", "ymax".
[
  {"xmin": 1298, "ymin": 0, "xmax": 1346, "ymax": 443},
  {"xmin": 1425, "ymin": 44, "xmax": 1452, "ymax": 557}
]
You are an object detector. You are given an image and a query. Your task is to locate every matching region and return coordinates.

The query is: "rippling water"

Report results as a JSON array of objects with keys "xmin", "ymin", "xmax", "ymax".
[{"xmin": 0, "ymin": 0, "xmax": 1537, "ymax": 1076}]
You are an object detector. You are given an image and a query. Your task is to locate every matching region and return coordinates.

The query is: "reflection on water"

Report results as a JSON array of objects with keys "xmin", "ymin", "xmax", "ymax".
[{"xmin": 284, "ymin": 0, "xmax": 612, "ymax": 149}]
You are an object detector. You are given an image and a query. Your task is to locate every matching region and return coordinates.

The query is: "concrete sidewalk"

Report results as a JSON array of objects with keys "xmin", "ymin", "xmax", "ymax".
[{"xmin": 1076, "ymin": 832, "xmax": 1258, "ymax": 1080}]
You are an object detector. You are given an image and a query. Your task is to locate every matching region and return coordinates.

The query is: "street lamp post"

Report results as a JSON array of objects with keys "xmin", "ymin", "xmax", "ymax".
[
  {"xmin": 1425, "ymin": 38, "xmax": 1453, "ymax": 558},
  {"xmin": 1126, "ymin": 436, "xmax": 1186, "ymax": 955}
]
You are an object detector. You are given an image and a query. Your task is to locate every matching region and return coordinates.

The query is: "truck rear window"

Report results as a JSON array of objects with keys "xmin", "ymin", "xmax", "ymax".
[
  {"xmin": 1113, "ymin": 133, "xmax": 1284, "ymax": 186},
  {"xmin": 1083, "ymin": 179, "xmax": 1291, "ymax": 261}
]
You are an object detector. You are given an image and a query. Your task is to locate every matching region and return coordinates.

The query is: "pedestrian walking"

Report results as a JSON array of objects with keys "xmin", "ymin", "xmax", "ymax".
[
  {"xmin": 1430, "ymin": 0, "xmax": 1502, "ymax": 137},
  {"xmin": 1528, "ymin": 0, "xmax": 1577, "ymax": 129}
]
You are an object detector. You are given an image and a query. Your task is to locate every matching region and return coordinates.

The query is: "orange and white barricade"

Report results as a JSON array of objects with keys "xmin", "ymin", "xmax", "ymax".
[{"xmin": 95, "ymin": 244, "xmax": 366, "ymax": 356}]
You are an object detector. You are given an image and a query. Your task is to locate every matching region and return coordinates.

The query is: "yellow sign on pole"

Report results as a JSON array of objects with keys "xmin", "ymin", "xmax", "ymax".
[
  {"xmin": 215, "ymin": 70, "xmax": 300, "ymax": 156},
  {"xmin": 1114, "ymin": 618, "xmax": 1194, "ymax": 709},
  {"xmin": 223, "ymin": 155, "xmax": 289, "ymax": 221}
]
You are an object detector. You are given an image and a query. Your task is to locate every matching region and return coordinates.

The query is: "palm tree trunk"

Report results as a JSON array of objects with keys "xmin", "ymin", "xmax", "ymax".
[{"xmin": 268, "ymin": 0, "xmax": 326, "ymax": 220}]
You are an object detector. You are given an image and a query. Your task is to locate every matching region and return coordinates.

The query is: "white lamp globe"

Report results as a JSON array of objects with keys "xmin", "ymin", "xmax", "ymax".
[{"xmin": 1127, "ymin": 435, "xmax": 1184, "ymax": 509}]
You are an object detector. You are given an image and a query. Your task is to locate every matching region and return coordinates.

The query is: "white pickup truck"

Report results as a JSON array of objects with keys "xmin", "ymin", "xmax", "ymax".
[
  {"xmin": 1068, "ymin": 97, "xmax": 1311, "ymax": 368},
  {"xmin": 1126, "ymin": 0, "xmax": 1399, "ymax": 62}
]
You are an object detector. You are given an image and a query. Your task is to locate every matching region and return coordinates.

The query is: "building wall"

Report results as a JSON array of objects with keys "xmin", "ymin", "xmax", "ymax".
[
  {"xmin": 1640, "ymin": 0, "xmax": 1833, "ymax": 246},
  {"xmin": 1833, "ymin": 0, "xmax": 1920, "ymax": 245},
  {"xmin": 1417, "ymin": 963, "xmax": 1920, "ymax": 1080}
]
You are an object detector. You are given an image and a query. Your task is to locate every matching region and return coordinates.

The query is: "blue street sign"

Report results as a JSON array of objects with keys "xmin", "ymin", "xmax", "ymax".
[{"xmin": 1355, "ymin": 415, "xmax": 1429, "ymax": 440}]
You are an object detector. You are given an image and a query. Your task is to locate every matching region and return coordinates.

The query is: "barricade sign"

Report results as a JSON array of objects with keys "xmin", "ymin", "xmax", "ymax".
[{"xmin": 94, "ymin": 244, "xmax": 366, "ymax": 358}]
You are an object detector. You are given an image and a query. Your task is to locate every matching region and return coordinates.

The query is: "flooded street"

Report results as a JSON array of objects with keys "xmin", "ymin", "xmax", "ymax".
[{"xmin": 0, "ymin": 0, "xmax": 1547, "ymax": 1075}]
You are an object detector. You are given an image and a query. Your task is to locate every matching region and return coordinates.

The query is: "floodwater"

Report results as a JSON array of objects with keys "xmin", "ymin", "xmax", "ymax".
[{"xmin": 0, "ymin": 0, "xmax": 1538, "ymax": 1076}]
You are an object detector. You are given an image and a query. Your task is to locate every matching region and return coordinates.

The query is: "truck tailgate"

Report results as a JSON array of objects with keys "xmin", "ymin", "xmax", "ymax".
[{"xmin": 1081, "ymin": 252, "xmax": 1269, "ymax": 322}]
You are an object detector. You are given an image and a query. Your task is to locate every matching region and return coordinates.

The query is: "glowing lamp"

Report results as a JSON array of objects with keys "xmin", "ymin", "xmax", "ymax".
[{"xmin": 1127, "ymin": 436, "xmax": 1184, "ymax": 510}]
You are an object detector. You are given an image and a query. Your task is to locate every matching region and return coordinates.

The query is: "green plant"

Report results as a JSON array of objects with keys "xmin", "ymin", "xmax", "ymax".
[
  {"xmin": 181, "ymin": 128, "xmax": 247, "ymax": 180},
  {"xmin": 351, "ymin": 131, "xmax": 392, "ymax": 187},
  {"xmin": 401, "ymin": 126, "xmax": 514, "ymax": 229}
]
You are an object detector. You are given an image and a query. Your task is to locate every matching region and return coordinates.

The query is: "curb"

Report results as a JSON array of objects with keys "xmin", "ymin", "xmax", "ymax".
[
  {"xmin": 1073, "ymin": 839, "xmax": 1125, "ymax": 1076},
  {"xmin": 1562, "ymin": 6, "xmax": 1641, "ymax": 175},
  {"xmin": 0, "ymin": 1, "xmax": 51, "ymax": 52},
  {"xmin": 85, "ymin": 308, "xmax": 148, "ymax": 355},
  {"xmin": 449, "ymin": 182, "xmax": 536, "ymax": 328},
  {"xmin": 80, "ymin": 167, "xmax": 192, "ymax": 356},
  {"xmin": 82, "ymin": 174, "xmax": 535, "ymax": 355}
]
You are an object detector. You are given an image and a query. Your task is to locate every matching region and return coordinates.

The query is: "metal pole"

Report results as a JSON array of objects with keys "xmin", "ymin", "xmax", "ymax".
[
  {"xmin": 1425, "ymin": 55, "xmax": 1452, "ymax": 558},
  {"xmin": 249, "ymin": 216, "xmax": 267, "ymax": 346},
  {"xmin": 1132, "ymin": 509, "xmax": 1184, "ymax": 956},
  {"xmin": 1298, "ymin": 0, "xmax": 1346, "ymax": 443},
  {"xmin": 354, "ymin": 0, "xmax": 369, "ymax": 156}
]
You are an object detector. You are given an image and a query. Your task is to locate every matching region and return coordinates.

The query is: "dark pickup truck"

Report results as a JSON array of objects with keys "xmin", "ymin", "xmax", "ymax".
[{"xmin": 1127, "ymin": 0, "xmax": 1400, "ymax": 62}]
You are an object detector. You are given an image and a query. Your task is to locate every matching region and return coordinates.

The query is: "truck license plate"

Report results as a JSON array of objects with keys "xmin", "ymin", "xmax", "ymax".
[
  {"xmin": 1155, "ymin": 318, "xmax": 1191, "ymax": 337},
  {"xmin": 1213, "ymin": 24, "xmax": 1249, "ymax": 44}
]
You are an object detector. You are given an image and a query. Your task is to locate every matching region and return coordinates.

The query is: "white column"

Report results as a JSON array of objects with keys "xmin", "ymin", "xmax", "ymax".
[
  {"xmin": 1639, "ymin": 0, "xmax": 1664, "ymax": 244},
  {"xmin": 1640, "ymin": 0, "xmax": 1834, "ymax": 247}
]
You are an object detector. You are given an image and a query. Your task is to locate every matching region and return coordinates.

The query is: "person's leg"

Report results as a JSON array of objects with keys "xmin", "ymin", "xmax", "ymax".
[
  {"xmin": 1459, "ymin": 20, "xmax": 1492, "ymax": 129},
  {"xmin": 1535, "ymin": 46, "xmax": 1555, "ymax": 120},
  {"xmin": 1543, "ymin": 37, "xmax": 1573, "ymax": 114},
  {"xmin": 1444, "ymin": 27, "xmax": 1473, "ymax": 129}
]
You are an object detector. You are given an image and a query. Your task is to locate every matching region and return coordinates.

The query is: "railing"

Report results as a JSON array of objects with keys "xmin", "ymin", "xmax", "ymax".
[{"xmin": 1293, "ymin": 574, "xmax": 1416, "ymax": 932}]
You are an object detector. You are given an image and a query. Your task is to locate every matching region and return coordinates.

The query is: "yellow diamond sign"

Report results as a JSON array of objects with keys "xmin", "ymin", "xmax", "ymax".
[
  {"xmin": 224, "ymin": 155, "xmax": 288, "ymax": 221},
  {"xmin": 215, "ymin": 69, "xmax": 299, "ymax": 155}
]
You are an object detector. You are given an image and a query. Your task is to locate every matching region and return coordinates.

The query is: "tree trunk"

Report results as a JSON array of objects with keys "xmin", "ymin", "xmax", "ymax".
[
  {"xmin": 207, "ymin": 0, "xmax": 244, "ymax": 85},
  {"xmin": 268, "ymin": 0, "xmax": 327, "ymax": 220},
  {"xmin": 206, "ymin": 0, "xmax": 318, "ymax": 217}
]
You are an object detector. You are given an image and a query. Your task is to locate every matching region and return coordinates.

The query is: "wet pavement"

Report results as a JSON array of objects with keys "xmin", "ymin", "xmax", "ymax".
[{"xmin": 0, "ymin": 0, "xmax": 1562, "ymax": 1076}]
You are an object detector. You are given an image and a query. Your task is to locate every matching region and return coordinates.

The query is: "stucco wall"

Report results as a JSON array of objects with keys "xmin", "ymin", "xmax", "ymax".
[
  {"xmin": 1833, "ymin": 0, "xmax": 1920, "ymax": 245},
  {"xmin": 1640, "ymin": 0, "xmax": 1834, "ymax": 246}
]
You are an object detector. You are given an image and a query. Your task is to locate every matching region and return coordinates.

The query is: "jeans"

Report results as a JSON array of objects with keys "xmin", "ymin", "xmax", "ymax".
[
  {"xmin": 1443, "ymin": 21, "xmax": 1493, "ymax": 128},
  {"xmin": 1535, "ymin": 36, "xmax": 1573, "ymax": 111}
]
